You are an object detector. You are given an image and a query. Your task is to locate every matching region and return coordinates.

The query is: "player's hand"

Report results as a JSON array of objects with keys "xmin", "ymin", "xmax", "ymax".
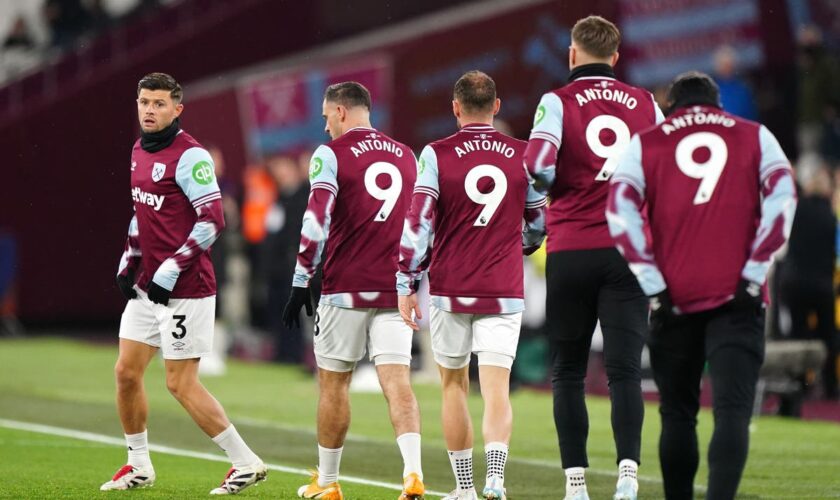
[
  {"xmin": 116, "ymin": 269, "xmax": 138, "ymax": 300},
  {"xmin": 649, "ymin": 289, "xmax": 677, "ymax": 333},
  {"xmin": 147, "ymin": 281, "xmax": 171, "ymax": 306},
  {"xmin": 399, "ymin": 294, "xmax": 422, "ymax": 331},
  {"xmin": 282, "ymin": 286, "xmax": 313, "ymax": 329},
  {"xmin": 730, "ymin": 279, "xmax": 763, "ymax": 312}
]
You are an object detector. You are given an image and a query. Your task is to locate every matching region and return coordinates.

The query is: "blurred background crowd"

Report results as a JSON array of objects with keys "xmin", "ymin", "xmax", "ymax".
[{"xmin": 1, "ymin": 0, "xmax": 839, "ymax": 418}]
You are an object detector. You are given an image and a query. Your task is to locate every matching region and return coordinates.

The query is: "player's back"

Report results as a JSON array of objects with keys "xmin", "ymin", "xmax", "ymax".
[
  {"xmin": 318, "ymin": 127, "xmax": 416, "ymax": 308},
  {"xmin": 543, "ymin": 76, "xmax": 660, "ymax": 251},
  {"xmin": 426, "ymin": 124, "xmax": 529, "ymax": 310},
  {"xmin": 637, "ymin": 106, "xmax": 765, "ymax": 311}
]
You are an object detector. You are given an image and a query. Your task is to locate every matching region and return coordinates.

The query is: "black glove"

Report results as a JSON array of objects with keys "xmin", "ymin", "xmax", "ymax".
[
  {"xmin": 116, "ymin": 269, "xmax": 138, "ymax": 300},
  {"xmin": 147, "ymin": 281, "xmax": 172, "ymax": 306},
  {"xmin": 282, "ymin": 286, "xmax": 313, "ymax": 329},
  {"xmin": 411, "ymin": 279, "xmax": 422, "ymax": 294},
  {"xmin": 730, "ymin": 279, "xmax": 763, "ymax": 312},
  {"xmin": 649, "ymin": 289, "xmax": 677, "ymax": 333}
]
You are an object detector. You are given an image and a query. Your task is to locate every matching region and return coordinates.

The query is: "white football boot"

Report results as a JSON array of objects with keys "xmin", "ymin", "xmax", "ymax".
[
  {"xmin": 442, "ymin": 486, "xmax": 479, "ymax": 500},
  {"xmin": 209, "ymin": 461, "xmax": 268, "ymax": 495},
  {"xmin": 100, "ymin": 464, "xmax": 155, "ymax": 491}
]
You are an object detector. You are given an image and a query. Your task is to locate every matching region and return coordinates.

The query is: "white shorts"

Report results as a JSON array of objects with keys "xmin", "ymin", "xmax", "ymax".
[
  {"xmin": 430, "ymin": 305, "xmax": 522, "ymax": 370},
  {"xmin": 118, "ymin": 289, "xmax": 215, "ymax": 360},
  {"xmin": 314, "ymin": 303, "xmax": 413, "ymax": 372}
]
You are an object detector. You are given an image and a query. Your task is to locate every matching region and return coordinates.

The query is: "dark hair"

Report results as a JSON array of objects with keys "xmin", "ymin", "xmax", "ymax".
[
  {"xmin": 453, "ymin": 70, "xmax": 497, "ymax": 114},
  {"xmin": 666, "ymin": 71, "xmax": 721, "ymax": 113},
  {"xmin": 324, "ymin": 81, "xmax": 371, "ymax": 111},
  {"xmin": 571, "ymin": 15, "xmax": 621, "ymax": 59},
  {"xmin": 137, "ymin": 72, "xmax": 183, "ymax": 103}
]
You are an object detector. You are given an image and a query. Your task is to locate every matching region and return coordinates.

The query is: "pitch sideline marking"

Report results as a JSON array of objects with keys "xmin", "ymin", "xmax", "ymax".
[
  {"xmin": 0, "ymin": 418, "xmax": 448, "ymax": 497},
  {"xmin": 235, "ymin": 415, "xmax": 701, "ymax": 489}
]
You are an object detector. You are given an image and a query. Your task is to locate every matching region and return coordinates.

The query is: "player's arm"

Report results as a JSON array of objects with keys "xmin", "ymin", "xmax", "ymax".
[
  {"xmin": 524, "ymin": 92, "xmax": 563, "ymax": 194},
  {"xmin": 115, "ymin": 214, "xmax": 141, "ymax": 299},
  {"xmin": 651, "ymin": 93, "xmax": 666, "ymax": 124},
  {"xmin": 282, "ymin": 145, "xmax": 339, "ymax": 328},
  {"xmin": 738, "ymin": 126, "xmax": 797, "ymax": 301},
  {"xmin": 396, "ymin": 146, "xmax": 439, "ymax": 330},
  {"xmin": 522, "ymin": 182, "xmax": 547, "ymax": 255},
  {"xmin": 149, "ymin": 147, "xmax": 224, "ymax": 305},
  {"xmin": 606, "ymin": 135, "xmax": 671, "ymax": 315}
]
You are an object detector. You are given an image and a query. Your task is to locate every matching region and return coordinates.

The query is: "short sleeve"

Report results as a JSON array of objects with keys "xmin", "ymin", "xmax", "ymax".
[
  {"xmin": 175, "ymin": 147, "xmax": 221, "ymax": 208},
  {"xmin": 758, "ymin": 125, "xmax": 791, "ymax": 182},
  {"xmin": 414, "ymin": 145, "xmax": 440, "ymax": 198},
  {"xmin": 308, "ymin": 144, "xmax": 339, "ymax": 196},
  {"xmin": 529, "ymin": 92, "xmax": 563, "ymax": 148},
  {"xmin": 610, "ymin": 134, "xmax": 646, "ymax": 195}
]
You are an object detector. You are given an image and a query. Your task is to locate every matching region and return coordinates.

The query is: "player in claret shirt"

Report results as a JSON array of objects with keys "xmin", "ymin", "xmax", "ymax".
[
  {"xmin": 282, "ymin": 82, "xmax": 424, "ymax": 500},
  {"xmin": 607, "ymin": 72, "xmax": 797, "ymax": 500},
  {"xmin": 523, "ymin": 15, "xmax": 664, "ymax": 500},
  {"xmin": 397, "ymin": 71, "xmax": 546, "ymax": 500},
  {"xmin": 103, "ymin": 73, "xmax": 266, "ymax": 495}
]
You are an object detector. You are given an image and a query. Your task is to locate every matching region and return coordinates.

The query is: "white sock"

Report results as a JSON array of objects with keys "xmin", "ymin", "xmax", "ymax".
[
  {"xmin": 485, "ymin": 442, "xmax": 508, "ymax": 481},
  {"xmin": 565, "ymin": 467, "xmax": 586, "ymax": 492},
  {"xmin": 448, "ymin": 449, "xmax": 474, "ymax": 492},
  {"xmin": 618, "ymin": 459, "xmax": 638, "ymax": 481},
  {"xmin": 396, "ymin": 432, "xmax": 423, "ymax": 480},
  {"xmin": 211, "ymin": 425, "xmax": 260, "ymax": 469},
  {"xmin": 317, "ymin": 445, "xmax": 343, "ymax": 487},
  {"xmin": 125, "ymin": 430, "xmax": 152, "ymax": 469}
]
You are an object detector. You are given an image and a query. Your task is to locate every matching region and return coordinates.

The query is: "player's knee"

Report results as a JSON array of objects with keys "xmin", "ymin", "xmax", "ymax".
[
  {"xmin": 165, "ymin": 372, "xmax": 195, "ymax": 399},
  {"xmin": 114, "ymin": 360, "xmax": 143, "ymax": 387},
  {"xmin": 604, "ymin": 362, "xmax": 641, "ymax": 382}
]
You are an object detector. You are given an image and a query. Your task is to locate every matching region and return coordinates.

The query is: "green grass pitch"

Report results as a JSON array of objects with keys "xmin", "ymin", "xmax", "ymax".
[{"xmin": 0, "ymin": 337, "xmax": 838, "ymax": 499}]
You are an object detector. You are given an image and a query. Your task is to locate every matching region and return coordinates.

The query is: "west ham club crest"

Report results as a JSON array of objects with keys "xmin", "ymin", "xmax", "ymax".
[{"xmin": 152, "ymin": 162, "xmax": 166, "ymax": 182}]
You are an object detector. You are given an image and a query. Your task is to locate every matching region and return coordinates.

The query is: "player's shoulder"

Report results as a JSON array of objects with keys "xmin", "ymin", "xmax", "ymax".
[{"xmin": 174, "ymin": 130, "xmax": 203, "ymax": 149}]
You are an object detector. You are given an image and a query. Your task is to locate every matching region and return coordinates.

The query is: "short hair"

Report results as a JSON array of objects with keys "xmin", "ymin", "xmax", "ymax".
[
  {"xmin": 137, "ymin": 72, "xmax": 183, "ymax": 103},
  {"xmin": 453, "ymin": 70, "xmax": 497, "ymax": 114},
  {"xmin": 666, "ymin": 71, "xmax": 721, "ymax": 112},
  {"xmin": 324, "ymin": 81, "xmax": 371, "ymax": 111},
  {"xmin": 571, "ymin": 15, "xmax": 621, "ymax": 59}
]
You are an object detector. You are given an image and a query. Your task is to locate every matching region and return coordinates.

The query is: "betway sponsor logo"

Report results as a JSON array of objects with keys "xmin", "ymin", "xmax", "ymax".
[{"xmin": 132, "ymin": 187, "xmax": 165, "ymax": 211}]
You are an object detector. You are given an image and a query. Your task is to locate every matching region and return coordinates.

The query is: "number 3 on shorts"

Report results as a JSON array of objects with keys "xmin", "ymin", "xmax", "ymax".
[{"xmin": 172, "ymin": 314, "xmax": 187, "ymax": 339}]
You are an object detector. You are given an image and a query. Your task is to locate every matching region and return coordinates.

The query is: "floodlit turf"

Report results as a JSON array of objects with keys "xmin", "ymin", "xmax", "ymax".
[{"xmin": 1, "ymin": 337, "xmax": 839, "ymax": 499}]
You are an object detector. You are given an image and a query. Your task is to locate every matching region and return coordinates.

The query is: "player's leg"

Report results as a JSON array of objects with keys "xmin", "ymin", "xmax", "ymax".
[
  {"xmin": 649, "ymin": 315, "xmax": 706, "ymax": 500},
  {"xmin": 597, "ymin": 249, "xmax": 648, "ymax": 499},
  {"xmin": 431, "ymin": 305, "xmax": 478, "ymax": 499},
  {"xmin": 473, "ymin": 312, "xmax": 521, "ymax": 499},
  {"xmin": 101, "ymin": 298, "xmax": 160, "ymax": 491},
  {"xmin": 369, "ymin": 310, "xmax": 424, "ymax": 499},
  {"xmin": 299, "ymin": 304, "xmax": 368, "ymax": 500},
  {"xmin": 156, "ymin": 295, "xmax": 265, "ymax": 495},
  {"xmin": 545, "ymin": 250, "xmax": 600, "ymax": 499},
  {"xmin": 704, "ymin": 307, "xmax": 765, "ymax": 500}
]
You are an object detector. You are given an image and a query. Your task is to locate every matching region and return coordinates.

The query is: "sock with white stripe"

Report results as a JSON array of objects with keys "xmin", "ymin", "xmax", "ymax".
[
  {"xmin": 211, "ymin": 425, "xmax": 260, "ymax": 469},
  {"xmin": 126, "ymin": 430, "xmax": 152, "ymax": 469},
  {"xmin": 317, "ymin": 445, "xmax": 343, "ymax": 487}
]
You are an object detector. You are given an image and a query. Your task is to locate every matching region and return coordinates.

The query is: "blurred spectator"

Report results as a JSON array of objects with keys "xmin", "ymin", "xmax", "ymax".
[
  {"xmin": 1, "ymin": 17, "xmax": 41, "ymax": 81},
  {"xmin": 241, "ymin": 164, "xmax": 277, "ymax": 328},
  {"xmin": 713, "ymin": 45, "xmax": 758, "ymax": 120},
  {"xmin": 262, "ymin": 155, "xmax": 309, "ymax": 363},
  {"xmin": 44, "ymin": 0, "xmax": 93, "ymax": 49},
  {"xmin": 797, "ymin": 25, "xmax": 840, "ymax": 157},
  {"xmin": 777, "ymin": 153, "xmax": 838, "ymax": 399}
]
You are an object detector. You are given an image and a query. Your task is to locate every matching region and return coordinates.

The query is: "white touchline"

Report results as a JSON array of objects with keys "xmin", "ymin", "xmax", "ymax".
[
  {"xmin": 233, "ymin": 415, "xmax": 706, "ymax": 490},
  {"xmin": 0, "ymin": 418, "xmax": 448, "ymax": 498}
]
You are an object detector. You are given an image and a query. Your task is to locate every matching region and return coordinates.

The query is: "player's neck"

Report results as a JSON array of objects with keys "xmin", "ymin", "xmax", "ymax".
[
  {"xmin": 459, "ymin": 117, "xmax": 494, "ymax": 128},
  {"xmin": 343, "ymin": 120, "xmax": 373, "ymax": 134},
  {"xmin": 568, "ymin": 63, "xmax": 615, "ymax": 82}
]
